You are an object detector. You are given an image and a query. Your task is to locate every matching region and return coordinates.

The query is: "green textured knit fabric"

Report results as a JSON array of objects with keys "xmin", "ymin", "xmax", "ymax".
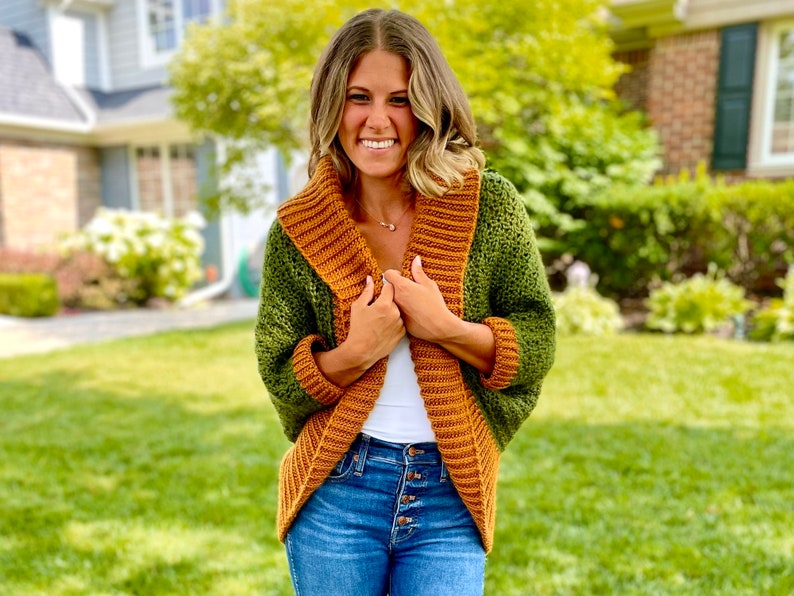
[{"xmin": 255, "ymin": 168, "xmax": 556, "ymax": 450}]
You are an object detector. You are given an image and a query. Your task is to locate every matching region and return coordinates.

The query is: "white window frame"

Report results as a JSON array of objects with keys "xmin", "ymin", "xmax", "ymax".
[
  {"xmin": 758, "ymin": 19, "xmax": 794, "ymax": 169},
  {"xmin": 137, "ymin": 0, "xmax": 224, "ymax": 70},
  {"xmin": 130, "ymin": 142, "xmax": 198, "ymax": 218}
]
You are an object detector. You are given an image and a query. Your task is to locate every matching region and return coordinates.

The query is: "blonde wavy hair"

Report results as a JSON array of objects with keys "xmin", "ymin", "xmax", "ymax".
[{"xmin": 308, "ymin": 9, "xmax": 485, "ymax": 198}]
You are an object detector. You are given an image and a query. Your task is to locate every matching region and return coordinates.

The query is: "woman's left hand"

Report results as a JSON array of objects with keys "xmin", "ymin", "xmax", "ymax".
[
  {"xmin": 383, "ymin": 255, "xmax": 497, "ymax": 374},
  {"xmin": 383, "ymin": 255, "xmax": 456, "ymax": 342}
]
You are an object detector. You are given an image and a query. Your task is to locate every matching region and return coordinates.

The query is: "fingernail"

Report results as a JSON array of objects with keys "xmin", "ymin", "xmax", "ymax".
[
  {"xmin": 415, "ymin": 255, "xmax": 422, "ymax": 267},
  {"xmin": 366, "ymin": 275, "xmax": 372, "ymax": 285},
  {"xmin": 382, "ymin": 274, "xmax": 389, "ymax": 284}
]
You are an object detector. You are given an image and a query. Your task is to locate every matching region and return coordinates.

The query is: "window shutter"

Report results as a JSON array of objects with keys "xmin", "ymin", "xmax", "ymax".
[{"xmin": 712, "ymin": 23, "xmax": 758, "ymax": 170}]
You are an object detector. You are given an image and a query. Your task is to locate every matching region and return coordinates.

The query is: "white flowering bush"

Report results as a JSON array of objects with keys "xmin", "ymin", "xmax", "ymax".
[
  {"xmin": 60, "ymin": 209, "xmax": 205, "ymax": 304},
  {"xmin": 749, "ymin": 267, "xmax": 794, "ymax": 342},
  {"xmin": 553, "ymin": 286, "xmax": 624, "ymax": 336}
]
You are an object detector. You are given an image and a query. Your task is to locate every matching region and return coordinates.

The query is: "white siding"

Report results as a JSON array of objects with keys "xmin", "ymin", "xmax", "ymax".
[
  {"xmin": 73, "ymin": 10, "xmax": 102, "ymax": 89},
  {"xmin": 0, "ymin": 0, "xmax": 50, "ymax": 60},
  {"xmin": 687, "ymin": 0, "xmax": 794, "ymax": 29},
  {"xmin": 106, "ymin": 0, "xmax": 168, "ymax": 91}
]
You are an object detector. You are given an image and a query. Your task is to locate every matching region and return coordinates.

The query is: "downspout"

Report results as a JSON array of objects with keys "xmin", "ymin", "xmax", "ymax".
[
  {"xmin": 178, "ymin": 209, "xmax": 237, "ymax": 307},
  {"xmin": 179, "ymin": 139, "xmax": 239, "ymax": 307}
]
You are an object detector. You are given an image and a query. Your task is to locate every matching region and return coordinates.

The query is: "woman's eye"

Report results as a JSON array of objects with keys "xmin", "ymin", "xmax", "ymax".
[
  {"xmin": 390, "ymin": 96, "xmax": 410, "ymax": 106},
  {"xmin": 348, "ymin": 94, "xmax": 369, "ymax": 102}
]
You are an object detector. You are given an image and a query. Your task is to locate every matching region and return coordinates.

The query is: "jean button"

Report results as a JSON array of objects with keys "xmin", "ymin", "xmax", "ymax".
[
  {"xmin": 397, "ymin": 516, "xmax": 412, "ymax": 526},
  {"xmin": 408, "ymin": 446, "xmax": 417, "ymax": 456}
]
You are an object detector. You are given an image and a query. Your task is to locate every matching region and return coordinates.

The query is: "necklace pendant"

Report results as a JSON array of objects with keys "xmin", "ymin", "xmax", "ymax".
[
  {"xmin": 388, "ymin": 223, "xmax": 396, "ymax": 232},
  {"xmin": 378, "ymin": 221, "xmax": 396, "ymax": 231}
]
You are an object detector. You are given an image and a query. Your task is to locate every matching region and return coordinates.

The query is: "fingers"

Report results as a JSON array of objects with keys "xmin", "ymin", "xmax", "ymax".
[
  {"xmin": 355, "ymin": 275, "xmax": 375, "ymax": 306},
  {"xmin": 410, "ymin": 255, "xmax": 426, "ymax": 283}
]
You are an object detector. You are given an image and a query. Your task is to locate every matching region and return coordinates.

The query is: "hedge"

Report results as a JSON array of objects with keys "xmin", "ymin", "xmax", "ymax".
[
  {"xmin": 0, "ymin": 273, "xmax": 60, "ymax": 317},
  {"xmin": 561, "ymin": 174, "xmax": 794, "ymax": 299}
]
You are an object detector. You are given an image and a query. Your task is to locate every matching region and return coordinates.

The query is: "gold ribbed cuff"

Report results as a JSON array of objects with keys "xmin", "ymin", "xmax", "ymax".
[
  {"xmin": 480, "ymin": 317, "xmax": 519, "ymax": 390},
  {"xmin": 293, "ymin": 334, "xmax": 345, "ymax": 406}
]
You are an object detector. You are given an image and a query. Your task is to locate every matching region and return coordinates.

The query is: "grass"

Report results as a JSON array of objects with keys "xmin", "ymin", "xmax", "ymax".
[{"xmin": 0, "ymin": 324, "xmax": 792, "ymax": 594}]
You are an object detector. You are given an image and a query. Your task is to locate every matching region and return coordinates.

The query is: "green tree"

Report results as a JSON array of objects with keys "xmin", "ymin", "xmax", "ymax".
[{"xmin": 170, "ymin": 0, "xmax": 660, "ymax": 233}]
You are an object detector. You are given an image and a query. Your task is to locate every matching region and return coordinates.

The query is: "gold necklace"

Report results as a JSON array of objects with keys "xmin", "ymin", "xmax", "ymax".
[{"xmin": 356, "ymin": 198, "xmax": 413, "ymax": 232}]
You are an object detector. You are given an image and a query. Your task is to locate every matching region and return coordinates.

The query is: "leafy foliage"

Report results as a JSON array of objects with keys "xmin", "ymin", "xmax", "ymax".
[
  {"xmin": 645, "ymin": 266, "xmax": 753, "ymax": 334},
  {"xmin": 0, "ymin": 248, "xmax": 134, "ymax": 311},
  {"xmin": 169, "ymin": 0, "xmax": 660, "ymax": 216},
  {"xmin": 564, "ymin": 169, "xmax": 794, "ymax": 298},
  {"xmin": 553, "ymin": 286, "xmax": 623, "ymax": 336},
  {"xmin": 749, "ymin": 268, "xmax": 794, "ymax": 342},
  {"xmin": 0, "ymin": 273, "xmax": 59, "ymax": 317},
  {"xmin": 59, "ymin": 209, "xmax": 206, "ymax": 304}
]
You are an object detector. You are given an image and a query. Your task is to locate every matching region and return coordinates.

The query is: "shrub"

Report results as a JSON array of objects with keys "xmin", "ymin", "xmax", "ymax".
[
  {"xmin": 60, "ymin": 209, "xmax": 205, "ymax": 304},
  {"xmin": 560, "ymin": 168, "xmax": 794, "ymax": 299},
  {"xmin": 749, "ymin": 268, "xmax": 794, "ymax": 342},
  {"xmin": 645, "ymin": 266, "xmax": 753, "ymax": 334},
  {"xmin": 563, "ymin": 172, "xmax": 715, "ymax": 297},
  {"xmin": 553, "ymin": 286, "xmax": 623, "ymax": 336},
  {"xmin": 0, "ymin": 248, "xmax": 133, "ymax": 310},
  {"xmin": 706, "ymin": 180, "xmax": 794, "ymax": 293},
  {"xmin": 0, "ymin": 273, "xmax": 59, "ymax": 317}
]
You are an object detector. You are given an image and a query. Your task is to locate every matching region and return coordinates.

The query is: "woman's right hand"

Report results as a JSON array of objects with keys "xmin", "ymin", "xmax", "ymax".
[{"xmin": 314, "ymin": 275, "xmax": 405, "ymax": 387}]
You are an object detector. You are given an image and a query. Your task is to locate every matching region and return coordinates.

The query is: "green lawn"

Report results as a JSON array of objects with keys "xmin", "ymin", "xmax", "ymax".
[{"xmin": 1, "ymin": 323, "xmax": 792, "ymax": 595}]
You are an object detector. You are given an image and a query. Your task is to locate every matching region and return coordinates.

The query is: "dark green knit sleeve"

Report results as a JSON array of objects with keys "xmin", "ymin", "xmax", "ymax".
[
  {"xmin": 463, "ymin": 171, "xmax": 557, "ymax": 449},
  {"xmin": 254, "ymin": 221, "xmax": 342, "ymax": 442}
]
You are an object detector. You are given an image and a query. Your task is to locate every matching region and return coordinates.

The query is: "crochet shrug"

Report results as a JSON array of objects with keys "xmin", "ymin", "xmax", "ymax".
[{"xmin": 255, "ymin": 156, "xmax": 556, "ymax": 552}]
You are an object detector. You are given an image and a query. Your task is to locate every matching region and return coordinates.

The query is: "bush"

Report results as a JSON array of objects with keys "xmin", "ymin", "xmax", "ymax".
[
  {"xmin": 553, "ymin": 286, "xmax": 624, "ymax": 336},
  {"xmin": 0, "ymin": 248, "xmax": 134, "ymax": 310},
  {"xmin": 560, "ymin": 168, "xmax": 794, "ymax": 299},
  {"xmin": 749, "ymin": 268, "xmax": 794, "ymax": 342},
  {"xmin": 0, "ymin": 273, "xmax": 59, "ymax": 317},
  {"xmin": 645, "ymin": 266, "xmax": 753, "ymax": 334},
  {"xmin": 563, "ymin": 172, "xmax": 714, "ymax": 297},
  {"xmin": 60, "ymin": 209, "xmax": 205, "ymax": 305}
]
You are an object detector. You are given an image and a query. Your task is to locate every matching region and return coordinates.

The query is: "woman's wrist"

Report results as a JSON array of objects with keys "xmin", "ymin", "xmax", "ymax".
[{"xmin": 313, "ymin": 340, "xmax": 373, "ymax": 388}]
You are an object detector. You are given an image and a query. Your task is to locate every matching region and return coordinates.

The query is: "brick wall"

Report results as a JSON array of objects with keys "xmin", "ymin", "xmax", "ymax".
[
  {"xmin": 614, "ymin": 49, "xmax": 650, "ymax": 112},
  {"xmin": 614, "ymin": 31, "xmax": 721, "ymax": 176},
  {"xmin": 0, "ymin": 139, "xmax": 101, "ymax": 250}
]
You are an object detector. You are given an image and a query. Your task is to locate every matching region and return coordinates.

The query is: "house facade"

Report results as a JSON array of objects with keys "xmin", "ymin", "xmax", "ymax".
[
  {"xmin": 0, "ymin": 0, "xmax": 282, "ymax": 298},
  {"xmin": 609, "ymin": 0, "xmax": 794, "ymax": 179}
]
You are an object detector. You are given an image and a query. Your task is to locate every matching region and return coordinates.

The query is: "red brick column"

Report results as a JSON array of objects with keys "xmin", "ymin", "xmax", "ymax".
[
  {"xmin": 0, "ymin": 139, "xmax": 101, "ymax": 250},
  {"xmin": 646, "ymin": 31, "xmax": 721, "ymax": 176}
]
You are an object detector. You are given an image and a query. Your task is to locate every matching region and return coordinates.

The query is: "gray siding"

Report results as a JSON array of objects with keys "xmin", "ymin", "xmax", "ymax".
[
  {"xmin": 106, "ymin": 0, "xmax": 168, "ymax": 91},
  {"xmin": 0, "ymin": 0, "xmax": 50, "ymax": 61},
  {"xmin": 100, "ymin": 146, "xmax": 133, "ymax": 209}
]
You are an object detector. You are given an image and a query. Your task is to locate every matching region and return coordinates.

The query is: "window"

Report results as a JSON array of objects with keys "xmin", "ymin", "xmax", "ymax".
[
  {"xmin": 134, "ymin": 143, "xmax": 198, "ymax": 217},
  {"xmin": 771, "ymin": 27, "xmax": 794, "ymax": 155},
  {"xmin": 759, "ymin": 21, "xmax": 794, "ymax": 167},
  {"xmin": 139, "ymin": 0, "xmax": 223, "ymax": 68}
]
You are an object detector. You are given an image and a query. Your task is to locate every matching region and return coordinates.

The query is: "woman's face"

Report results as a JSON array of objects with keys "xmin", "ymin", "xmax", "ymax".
[{"xmin": 338, "ymin": 50, "xmax": 419, "ymax": 186}]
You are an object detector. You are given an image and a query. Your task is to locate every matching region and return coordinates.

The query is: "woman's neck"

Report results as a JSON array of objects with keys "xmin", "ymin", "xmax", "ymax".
[{"xmin": 350, "ymin": 174, "xmax": 414, "ymax": 219}]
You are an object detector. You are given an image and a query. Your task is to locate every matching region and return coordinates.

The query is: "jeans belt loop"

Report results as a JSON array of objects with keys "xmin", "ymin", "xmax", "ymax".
[{"xmin": 354, "ymin": 434, "xmax": 369, "ymax": 475}]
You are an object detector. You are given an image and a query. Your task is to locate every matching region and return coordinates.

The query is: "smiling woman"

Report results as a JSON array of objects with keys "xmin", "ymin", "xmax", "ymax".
[
  {"xmin": 254, "ymin": 8, "xmax": 556, "ymax": 596},
  {"xmin": 337, "ymin": 50, "xmax": 418, "ymax": 192}
]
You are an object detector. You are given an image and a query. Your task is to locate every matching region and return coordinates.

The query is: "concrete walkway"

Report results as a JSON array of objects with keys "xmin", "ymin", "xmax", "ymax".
[{"xmin": 0, "ymin": 298, "xmax": 259, "ymax": 359}]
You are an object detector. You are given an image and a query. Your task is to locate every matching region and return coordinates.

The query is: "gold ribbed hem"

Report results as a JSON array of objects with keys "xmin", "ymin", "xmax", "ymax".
[{"xmin": 480, "ymin": 317, "xmax": 520, "ymax": 390}]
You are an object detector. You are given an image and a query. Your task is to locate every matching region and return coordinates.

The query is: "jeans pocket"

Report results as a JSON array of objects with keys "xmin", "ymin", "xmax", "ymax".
[{"xmin": 326, "ymin": 449, "xmax": 357, "ymax": 483}]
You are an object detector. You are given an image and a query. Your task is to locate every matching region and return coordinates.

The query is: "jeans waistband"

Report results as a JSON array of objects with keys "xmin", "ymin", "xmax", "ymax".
[{"xmin": 351, "ymin": 433, "xmax": 442, "ymax": 466}]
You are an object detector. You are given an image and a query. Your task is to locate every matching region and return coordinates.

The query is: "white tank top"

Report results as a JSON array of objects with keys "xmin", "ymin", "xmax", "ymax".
[{"xmin": 361, "ymin": 336, "xmax": 436, "ymax": 443}]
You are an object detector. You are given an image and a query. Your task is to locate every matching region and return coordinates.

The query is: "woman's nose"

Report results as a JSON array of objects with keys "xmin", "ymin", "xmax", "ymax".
[{"xmin": 366, "ymin": 104, "xmax": 389, "ymax": 130}]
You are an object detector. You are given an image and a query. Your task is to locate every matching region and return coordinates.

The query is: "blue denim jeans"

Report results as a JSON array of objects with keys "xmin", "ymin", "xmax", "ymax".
[{"xmin": 285, "ymin": 433, "xmax": 485, "ymax": 596}]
